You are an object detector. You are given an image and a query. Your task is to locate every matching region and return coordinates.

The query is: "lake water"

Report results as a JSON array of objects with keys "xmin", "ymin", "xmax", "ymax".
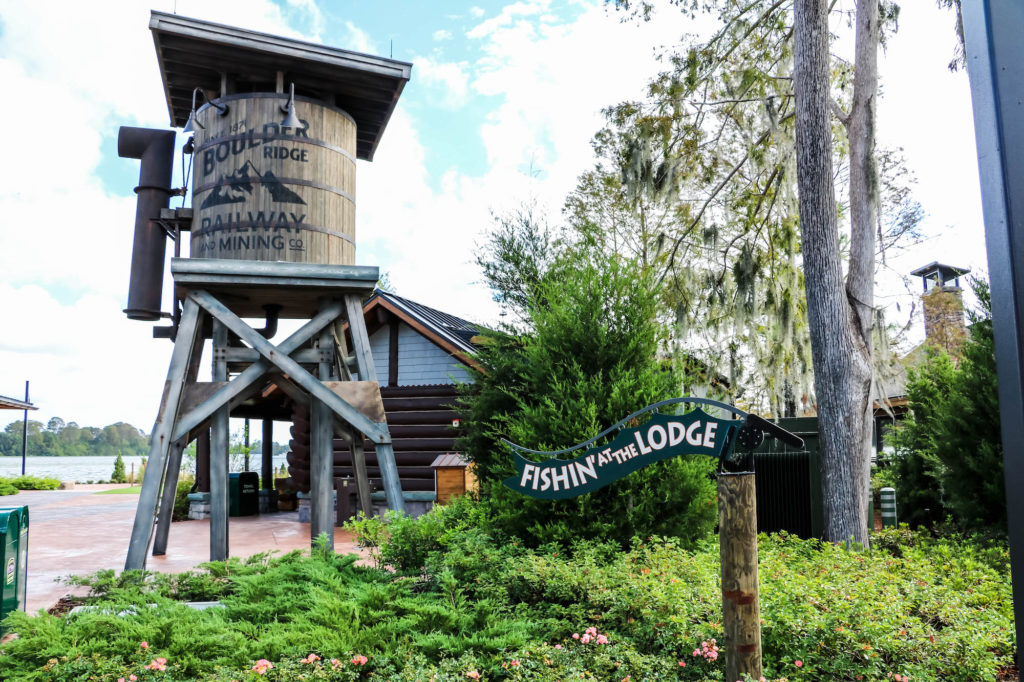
[{"xmin": 0, "ymin": 454, "xmax": 290, "ymax": 483}]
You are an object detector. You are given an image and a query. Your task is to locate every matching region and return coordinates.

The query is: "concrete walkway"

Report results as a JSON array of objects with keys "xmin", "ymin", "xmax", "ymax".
[{"xmin": 0, "ymin": 486, "xmax": 363, "ymax": 613}]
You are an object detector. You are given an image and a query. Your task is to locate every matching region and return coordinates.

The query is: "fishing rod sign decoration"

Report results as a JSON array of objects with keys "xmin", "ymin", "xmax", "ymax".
[{"xmin": 503, "ymin": 409, "xmax": 741, "ymax": 500}]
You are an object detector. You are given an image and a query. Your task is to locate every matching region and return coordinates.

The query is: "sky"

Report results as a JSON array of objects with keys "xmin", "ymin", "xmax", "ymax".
[{"xmin": 0, "ymin": 0, "xmax": 981, "ymax": 432}]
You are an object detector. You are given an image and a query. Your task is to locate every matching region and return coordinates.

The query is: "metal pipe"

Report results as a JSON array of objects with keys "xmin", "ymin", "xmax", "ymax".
[
  {"xmin": 255, "ymin": 304, "xmax": 281, "ymax": 338},
  {"xmin": 20, "ymin": 381, "xmax": 28, "ymax": 475},
  {"xmin": 118, "ymin": 126, "xmax": 177, "ymax": 321}
]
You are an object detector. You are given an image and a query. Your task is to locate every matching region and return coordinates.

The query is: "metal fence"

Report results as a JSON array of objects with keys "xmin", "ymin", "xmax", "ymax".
[{"xmin": 753, "ymin": 417, "xmax": 823, "ymax": 539}]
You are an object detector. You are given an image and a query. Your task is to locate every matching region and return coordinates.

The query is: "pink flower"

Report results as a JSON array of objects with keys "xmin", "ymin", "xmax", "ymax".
[
  {"xmin": 555, "ymin": 644, "xmax": 562, "ymax": 649},
  {"xmin": 118, "ymin": 678, "xmax": 125, "ymax": 682},
  {"xmin": 510, "ymin": 660, "xmax": 520, "ymax": 667},
  {"xmin": 678, "ymin": 660, "xmax": 686, "ymax": 667},
  {"xmin": 331, "ymin": 658, "xmax": 342, "ymax": 669},
  {"xmin": 251, "ymin": 659, "xmax": 274, "ymax": 675},
  {"xmin": 580, "ymin": 633, "xmax": 593, "ymax": 644},
  {"xmin": 795, "ymin": 660, "xmax": 804, "ymax": 668},
  {"xmin": 144, "ymin": 657, "xmax": 167, "ymax": 671},
  {"xmin": 140, "ymin": 641, "xmax": 149, "ymax": 650},
  {"xmin": 351, "ymin": 654, "xmax": 368, "ymax": 666},
  {"xmin": 585, "ymin": 627, "xmax": 598, "ymax": 636},
  {"xmin": 466, "ymin": 671, "xmax": 481, "ymax": 680},
  {"xmin": 129, "ymin": 676, "xmax": 137, "ymax": 681},
  {"xmin": 301, "ymin": 653, "xmax": 321, "ymax": 664},
  {"xmin": 572, "ymin": 633, "xmax": 580, "ymax": 640},
  {"xmin": 595, "ymin": 634, "xmax": 609, "ymax": 645}
]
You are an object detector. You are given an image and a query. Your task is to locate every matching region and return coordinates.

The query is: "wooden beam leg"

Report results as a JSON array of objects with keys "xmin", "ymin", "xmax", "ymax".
[
  {"xmin": 210, "ymin": 319, "xmax": 230, "ymax": 562},
  {"xmin": 350, "ymin": 430, "xmax": 374, "ymax": 518},
  {"xmin": 152, "ymin": 440, "xmax": 185, "ymax": 556},
  {"xmin": 344, "ymin": 294, "xmax": 406, "ymax": 514},
  {"xmin": 125, "ymin": 299, "xmax": 203, "ymax": 571},
  {"xmin": 310, "ymin": 310, "xmax": 335, "ymax": 550}
]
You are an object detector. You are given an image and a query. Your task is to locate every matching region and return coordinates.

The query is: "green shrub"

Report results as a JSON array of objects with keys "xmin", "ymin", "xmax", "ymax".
[
  {"xmin": 111, "ymin": 453, "xmax": 127, "ymax": 483},
  {"xmin": 0, "ymin": 475, "xmax": 61, "ymax": 491},
  {"xmin": 0, "ymin": 480, "xmax": 17, "ymax": 496},
  {"xmin": 172, "ymin": 476, "xmax": 195, "ymax": 521},
  {"xmin": 461, "ymin": 221, "xmax": 717, "ymax": 548}
]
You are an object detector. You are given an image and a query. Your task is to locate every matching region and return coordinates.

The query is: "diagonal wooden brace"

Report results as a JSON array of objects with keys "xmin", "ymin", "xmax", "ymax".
[
  {"xmin": 171, "ymin": 299, "xmax": 348, "ymax": 443},
  {"xmin": 188, "ymin": 290, "xmax": 390, "ymax": 444}
]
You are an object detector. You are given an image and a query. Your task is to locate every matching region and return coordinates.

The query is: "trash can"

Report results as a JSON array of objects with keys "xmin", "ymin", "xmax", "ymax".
[
  {"xmin": 0, "ymin": 506, "xmax": 28, "ymax": 633},
  {"xmin": 229, "ymin": 472, "xmax": 259, "ymax": 517}
]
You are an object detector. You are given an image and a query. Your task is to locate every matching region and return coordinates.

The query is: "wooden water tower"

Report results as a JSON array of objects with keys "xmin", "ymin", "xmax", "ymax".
[{"xmin": 120, "ymin": 12, "xmax": 412, "ymax": 570}]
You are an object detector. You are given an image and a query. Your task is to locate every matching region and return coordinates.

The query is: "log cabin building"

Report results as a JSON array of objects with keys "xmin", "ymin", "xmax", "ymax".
[{"xmin": 287, "ymin": 291, "xmax": 482, "ymax": 516}]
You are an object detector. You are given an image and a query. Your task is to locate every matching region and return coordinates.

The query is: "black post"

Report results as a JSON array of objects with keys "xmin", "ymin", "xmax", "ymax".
[
  {"xmin": 963, "ymin": 2, "xmax": 1024, "ymax": 671},
  {"xmin": 262, "ymin": 419, "xmax": 274, "ymax": 490},
  {"xmin": 244, "ymin": 418, "xmax": 250, "ymax": 472},
  {"xmin": 20, "ymin": 381, "xmax": 28, "ymax": 476}
]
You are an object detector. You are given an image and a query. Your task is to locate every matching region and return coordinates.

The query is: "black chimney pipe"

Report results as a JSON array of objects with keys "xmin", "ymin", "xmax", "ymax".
[{"xmin": 118, "ymin": 126, "xmax": 177, "ymax": 321}]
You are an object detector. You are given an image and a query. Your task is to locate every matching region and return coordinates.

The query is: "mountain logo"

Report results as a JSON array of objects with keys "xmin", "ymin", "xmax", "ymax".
[{"xmin": 200, "ymin": 160, "xmax": 306, "ymax": 209}]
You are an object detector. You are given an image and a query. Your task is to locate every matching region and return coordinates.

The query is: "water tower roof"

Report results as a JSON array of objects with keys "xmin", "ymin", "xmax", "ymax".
[{"xmin": 150, "ymin": 11, "xmax": 412, "ymax": 161}]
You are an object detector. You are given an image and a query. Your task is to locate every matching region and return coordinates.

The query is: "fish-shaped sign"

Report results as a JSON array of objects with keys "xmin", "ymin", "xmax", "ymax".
[{"xmin": 502, "ymin": 409, "xmax": 742, "ymax": 500}]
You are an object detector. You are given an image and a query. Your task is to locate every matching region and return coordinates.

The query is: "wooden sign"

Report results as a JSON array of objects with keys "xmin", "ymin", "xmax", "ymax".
[{"xmin": 502, "ymin": 409, "xmax": 740, "ymax": 500}]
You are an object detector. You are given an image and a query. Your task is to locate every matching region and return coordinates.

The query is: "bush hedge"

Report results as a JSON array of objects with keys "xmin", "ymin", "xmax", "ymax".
[
  {"xmin": 0, "ymin": 475, "xmax": 61, "ymax": 495},
  {"xmin": 0, "ymin": 506, "xmax": 1013, "ymax": 681}
]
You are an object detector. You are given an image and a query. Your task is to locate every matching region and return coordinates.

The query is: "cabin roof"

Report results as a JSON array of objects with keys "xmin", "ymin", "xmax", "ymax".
[{"xmin": 364, "ymin": 291, "xmax": 482, "ymax": 359}]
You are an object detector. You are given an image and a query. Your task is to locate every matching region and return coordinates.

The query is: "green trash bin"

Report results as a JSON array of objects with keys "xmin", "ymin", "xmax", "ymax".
[
  {"xmin": 229, "ymin": 472, "xmax": 259, "ymax": 517},
  {"xmin": 0, "ymin": 506, "xmax": 28, "ymax": 633}
]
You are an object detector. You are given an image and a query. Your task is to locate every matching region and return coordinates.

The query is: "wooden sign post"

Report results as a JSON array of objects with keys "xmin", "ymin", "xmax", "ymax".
[
  {"xmin": 718, "ymin": 472, "xmax": 762, "ymax": 681},
  {"xmin": 502, "ymin": 398, "xmax": 801, "ymax": 682}
]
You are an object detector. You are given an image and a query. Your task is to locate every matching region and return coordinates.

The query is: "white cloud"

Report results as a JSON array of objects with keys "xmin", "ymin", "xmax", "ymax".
[
  {"xmin": 433, "ymin": 29, "xmax": 453, "ymax": 41},
  {"xmin": 340, "ymin": 20, "xmax": 377, "ymax": 54},
  {"xmin": 466, "ymin": 0, "xmax": 551, "ymax": 39},
  {"xmin": 470, "ymin": 6, "xmax": 486, "ymax": 18},
  {"xmin": 411, "ymin": 56, "xmax": 470, "ymax": 108}
]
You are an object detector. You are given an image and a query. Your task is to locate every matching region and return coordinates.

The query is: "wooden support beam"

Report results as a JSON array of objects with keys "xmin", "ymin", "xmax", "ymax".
[
  {"xmin": 310, "ymin": 306, "xmax": 336, "ymax": 551},
  {"xmin": 350, "ymin": 427, "xmax": 374, "ymax": 518},
  {"xmin": 345, "ymin": 294, "xmax": 405, "ymax": 514},
  {"xmin": 719, "ymin": 473, "xmax": 762, "ymax": 681},
  {"xmin": 189, "ymin": 290, "xmax": 390, "ymax": 444},
  {"xmin": 210, "ymin": 320, "xmax": 230, "ymax": 562},
  {"xmin": 125, "ymin": 299, "xmax": 203, "ymax": 571},
  {"xmin": 221, "ymin": 347, "xmax": 325, "ymax": 364},
  {"xmin": 172, "ymin": 300, "xmax": 346, "ymax": 442},
  {"xmin": 152, "ymin": 440, "xmax": 185, "ymax": 556}
]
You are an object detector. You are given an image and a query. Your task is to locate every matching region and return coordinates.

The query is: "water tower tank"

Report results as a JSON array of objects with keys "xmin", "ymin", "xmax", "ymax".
[
  {"xmin": 150, "ymin": 12, "xmax": 411, "ymax": 265},
  {"xmin": 191, "ymin": 96, "xmax": 357, "ymax": 263}
]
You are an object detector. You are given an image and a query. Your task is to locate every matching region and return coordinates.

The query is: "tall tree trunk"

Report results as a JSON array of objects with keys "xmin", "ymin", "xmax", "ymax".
[
  {"xmin": 847, "ymin": 0, "xmax": 880, "ymax": 543},
  {"xmin": 793, "ymin": 0, "xmax": 872, "ymax": 545}
]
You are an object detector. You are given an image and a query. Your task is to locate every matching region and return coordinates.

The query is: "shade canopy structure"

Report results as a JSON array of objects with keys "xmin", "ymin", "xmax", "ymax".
[
  {"xmin": 0, "ymin": 395, "xmax": 35, "ymax": 411},
  {"xmin": 149, "ymin": 11, "xmax": 412, "ymax": 161}
]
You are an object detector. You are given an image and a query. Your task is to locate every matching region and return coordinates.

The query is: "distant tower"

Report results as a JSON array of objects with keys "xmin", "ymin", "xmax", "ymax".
[{"xmin": 910, "ymin": 262, "xmax": 970, "ymax": 357}]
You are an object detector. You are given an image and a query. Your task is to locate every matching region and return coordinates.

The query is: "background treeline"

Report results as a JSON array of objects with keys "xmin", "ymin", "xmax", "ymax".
[{"xmin": 0, "ymin": 418, "xmax": 148, "ymax": 457}]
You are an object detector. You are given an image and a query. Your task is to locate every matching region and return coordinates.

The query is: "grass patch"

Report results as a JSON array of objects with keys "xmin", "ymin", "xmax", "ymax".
[{"xmin": 93, "ymin": 485, "xmax": 142, "ymax": 495}]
